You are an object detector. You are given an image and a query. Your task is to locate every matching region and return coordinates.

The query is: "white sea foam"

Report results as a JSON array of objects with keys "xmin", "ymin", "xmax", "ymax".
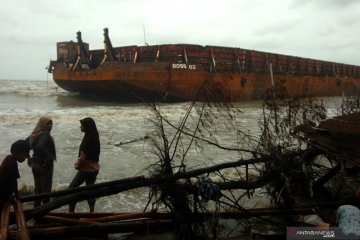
[{"xmin": 0, "ymin": 79, "xmax": 66, "ymax": 95}]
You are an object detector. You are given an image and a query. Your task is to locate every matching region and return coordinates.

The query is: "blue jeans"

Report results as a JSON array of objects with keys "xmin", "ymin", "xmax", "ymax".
[{"xmin": 69, "ymin": 170, "xmax": 98, "ymax": 206}]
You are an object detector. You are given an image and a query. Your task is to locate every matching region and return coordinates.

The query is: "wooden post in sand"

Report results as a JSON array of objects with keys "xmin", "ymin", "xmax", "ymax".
[
  {"xmin": 0, "ymin": 200, "xmax": 11, "ymax": 240},
  {"xmin": 13, "ymin": 199, "xmax": 30, "ymax": 240}
]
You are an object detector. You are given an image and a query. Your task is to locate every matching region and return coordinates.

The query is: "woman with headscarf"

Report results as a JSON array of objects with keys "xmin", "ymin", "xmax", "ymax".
[
  {"xmin": 68, "ymin": 117, "xmax": 100, "ymax": 213},
  {"xmin": 27, "ymin": 116, "xmax": 56, "ymax": 208}
]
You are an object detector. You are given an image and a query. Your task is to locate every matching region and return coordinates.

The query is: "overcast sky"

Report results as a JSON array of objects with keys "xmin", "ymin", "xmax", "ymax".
[{"xmin": 1, "ymin": 0, "xmax": 359, "ymax": 80}]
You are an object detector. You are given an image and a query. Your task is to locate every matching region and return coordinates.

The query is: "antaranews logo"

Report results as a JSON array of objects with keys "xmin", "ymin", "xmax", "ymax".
[
  {"xmin": 287, "ymin": 227, "xmax": 357, "ymax": 240},
  {"xmin": 287, "ymin": 229, "xmax": 297, "ymax": 237}
]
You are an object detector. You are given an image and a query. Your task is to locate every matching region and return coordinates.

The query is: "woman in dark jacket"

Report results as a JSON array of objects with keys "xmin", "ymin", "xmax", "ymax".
[
  {"xmin": 68, "ymin": 117, "xmax": 100, "ymax": 212},
  {"xmin": 27, "ymin": 116, "xmax": 56, "ymax": 208}
]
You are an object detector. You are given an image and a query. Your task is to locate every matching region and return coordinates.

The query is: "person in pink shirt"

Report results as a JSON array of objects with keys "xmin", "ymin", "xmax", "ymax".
[{"xmin": 68, "ymin": 117, "xmax": 100, "ymax": 213}]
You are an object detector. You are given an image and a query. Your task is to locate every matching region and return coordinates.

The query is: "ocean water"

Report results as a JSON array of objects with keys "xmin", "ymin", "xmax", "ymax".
[{"xmin": 0, "ymin": 79, "xmax": 271, "ymax": 215}]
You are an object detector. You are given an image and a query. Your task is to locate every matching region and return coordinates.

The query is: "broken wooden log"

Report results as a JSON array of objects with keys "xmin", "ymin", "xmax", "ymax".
[
  {"xmin": 48, "ymin": 211, "xmax": 127, "ymax": 219},
  {"xmin": 85, "ymin": 212, "xmax": 168, "ymax": 223},
  {"xmin": 46, "ymin": 200, "xmax": 350, "ymax": 222},
  {"xmin": 21, "ymin": 219, "xmax": 174, "ymax": 239},
  {"xmin": 22, "ymin": 157, "xmax": 269, "ymax": 204},
  {"xmin": 20, "ymin": 175, "xmax": 146, "ymax": 203},
  {"xmin": 23, "ymin": 157, "xmax": 270, "ymax": 220},
  {"xmin": 42, "ymin": 215, "xmax": 98, "ymax": 225}
]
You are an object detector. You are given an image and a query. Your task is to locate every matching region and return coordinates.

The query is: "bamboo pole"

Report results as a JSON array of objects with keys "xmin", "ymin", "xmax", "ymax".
[
  {"xmin": 0, "ymin": 200, "xmax": 11, "ymax": 240},
  {"xmin": 13, "ymin": 199, "xmax": 30, "ymax": 240}
]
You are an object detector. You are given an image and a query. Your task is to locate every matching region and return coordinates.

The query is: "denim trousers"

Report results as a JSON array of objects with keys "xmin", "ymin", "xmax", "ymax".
[{"xmin": 69, "ymin": 170, "xmax": 98, "ymax": 205}]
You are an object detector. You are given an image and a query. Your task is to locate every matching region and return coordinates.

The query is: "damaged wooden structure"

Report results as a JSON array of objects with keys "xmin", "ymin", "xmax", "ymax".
[
  {"xmin": 295, "ymin": 111, "xmax": 360, "ymax": 200},
  {"xmin": 296, "ymin": 111, "xmax": 360, "ymax": 167}
]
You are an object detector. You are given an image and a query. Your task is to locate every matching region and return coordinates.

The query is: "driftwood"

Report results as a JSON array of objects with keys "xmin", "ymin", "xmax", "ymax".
[
  {"xmin": 42, "ymin": 215, "xmax": 97, "ymax": 225},
  {"xmin": 17, "ymin": 220, "xmax": 173, "ymax": 239},
  {"xmin": 48, "ymin": 201, "xmax": 350, "ymax": 222},
  {"xmin": 23, "ymin": 157, "xmax": 270, "ymax": 220},
  {"xmin": 20, "ymin": 175, "xmax": 146, "ymax": 203},
  {"xmin": 48, "ymin": 212, "xmax": 125, "ymax": 218},
  {"xmin": 19, "ymin": 201, "xmax": 353, "ymax": 239}
]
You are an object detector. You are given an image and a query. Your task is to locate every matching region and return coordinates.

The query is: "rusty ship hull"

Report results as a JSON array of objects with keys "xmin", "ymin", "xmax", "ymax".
[{"xmin": 50, "ymin": 29, "xmax": 360, "ymax": 102}]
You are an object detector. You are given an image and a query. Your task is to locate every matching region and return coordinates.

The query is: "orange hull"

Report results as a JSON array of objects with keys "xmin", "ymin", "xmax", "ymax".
[
  {"xmin": 53, "ymin": 61, "xmax": 360, "ymax": 102},
  {"xmin": 51, "ymin": 40, "xmax": 360, "ymax": 102}
]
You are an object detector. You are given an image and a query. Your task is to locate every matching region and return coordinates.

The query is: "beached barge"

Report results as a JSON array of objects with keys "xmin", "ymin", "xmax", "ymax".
[{"xmin": 49, "ymin": 28, "xmax": 360, "ymax": 102}]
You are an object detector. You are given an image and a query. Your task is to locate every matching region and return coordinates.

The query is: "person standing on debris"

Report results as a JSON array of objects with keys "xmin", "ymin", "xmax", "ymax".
[
  {"xmin": 27, "ymin": 116, "xmax": 57, "ymax": 208},
  {"xmin": 68, "ymin": 117, "xmax": 100, "ymax": 213},
  {"xmin": 0, "ymin": 140, "xmax": 30, "ymax": 205}
]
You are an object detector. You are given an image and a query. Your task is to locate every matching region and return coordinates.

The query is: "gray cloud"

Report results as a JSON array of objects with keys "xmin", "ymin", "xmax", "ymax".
[
  {"xmin": 290, "ymin": 0, "xmax": 359, "ymax": 9},
  {"xmin": 0, "ymin": 0, "xmax": 359, "ymax": 80}
]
